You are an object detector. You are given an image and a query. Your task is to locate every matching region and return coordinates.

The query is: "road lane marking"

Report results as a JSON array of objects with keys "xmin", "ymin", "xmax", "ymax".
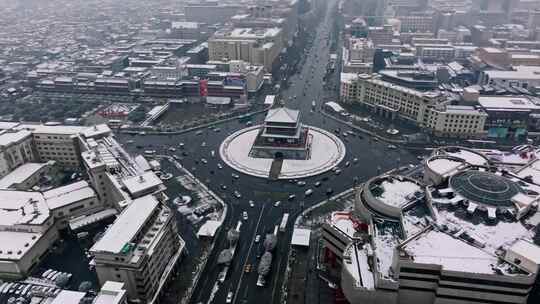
[{"xmin": 232, "ymin": 203, "xmax": 267, "ymax": 304}]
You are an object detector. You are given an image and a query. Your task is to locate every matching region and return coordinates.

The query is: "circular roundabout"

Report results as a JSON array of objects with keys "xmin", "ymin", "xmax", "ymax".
[
  {"xmin": 449, "ymin": 171, "xmax": 523, "ymax": 208},
  {"xmin": 219, "ymin": 125, "xmax": 346, "ymax": 179}
]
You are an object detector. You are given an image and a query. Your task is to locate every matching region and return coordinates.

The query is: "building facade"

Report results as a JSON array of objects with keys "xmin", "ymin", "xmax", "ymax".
[
  {"xmin": 208, "ymin": 28, "xmax": 283, "ymax": 70},
  {"xmin": 90, "ymin": 195, "xmax": 185, "ymax": 304},
  {"xmin": 341, "ymin": 74, "xmax": 487, "ymax": 137}
]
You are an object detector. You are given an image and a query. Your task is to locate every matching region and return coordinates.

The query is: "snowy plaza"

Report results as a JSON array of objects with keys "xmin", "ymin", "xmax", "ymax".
[{"xmin": 219, "ymin": 125, "xmax": 346, "ymax": 179}]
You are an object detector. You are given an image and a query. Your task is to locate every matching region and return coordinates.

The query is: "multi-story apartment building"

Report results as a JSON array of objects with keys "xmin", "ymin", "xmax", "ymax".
[
  {"xmin": 208, "ymin": 28, "xmax": 283, "ymax": 70},
  {"xmin": 367, "ymin": 25, "xmax": 396, "ymax": 46},
  {"xmin": 343, "ymin": 74, "xmax": 443, "ymax": 123},
  {"xmin": 342, "ymin": 38, "xmax": 375, "ymax": 74},
  {"xmin": 0, "ymin": 128, "xmax": 35, "ymax": 177},
  {"xmin": 396, "ymin": 14, "xmax": 435, "ymax": 33},
  {"xmin": 0, "ymin": 123, "xmax": 112, "ymax": 175},
  {"xmin": 80, "ymin": 134, "xmax": 165, "ymax": 209},
  {"xmin": 0, "ymin": 179, "xmax": 103, "ymax": 279},
  {"xmin": 90, "ymin": 195, "xmax": 185, "ymax": 304},
  {"xmin": 0, "ymin": 121, "xmax": 184, "ymax": 286},
  {"xmin": 341, "ymin": 74, "xmax": 487, "ymax": 137},
  {"xmin": 425, "ymin": 105, "xmax": 488, "ymax": 138},
  {"xmin": 349, "ymin": 38, "xmax": 375, "ymax": 62},
  {"xmin": 416, "ymin": 45, "xmax": 456, "ymax": 60},
  {"xmin": 10, "ymin": 123, "xmax": 111, "ymax": 171},
  {"xmin": 339, "ymin": 73, "xmax": 360, "ymax": 103}
]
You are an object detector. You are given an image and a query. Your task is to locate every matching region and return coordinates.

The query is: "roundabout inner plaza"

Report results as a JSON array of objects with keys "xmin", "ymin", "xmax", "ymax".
[{"xmin": 220, "ymin": 107, "xmax": 346, "ymax": 179}]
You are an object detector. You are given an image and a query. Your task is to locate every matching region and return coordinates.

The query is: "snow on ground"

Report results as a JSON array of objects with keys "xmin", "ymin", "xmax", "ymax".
[
  {"xmin": 437, "ymin": 208, "xmax": 533, "ymax": 255},
  {"xmin": 402, "ymin": 229, "xmax": 499, "ymax": 274},
  {"xmin": 445, "ymin": 149, "xmax": 487, "ymax": 166},
  {"xmin": 220, "ymin": 125, "xmax": 345, "ymax": 179},
  {"xmin": 219, "ymin": 127, "xmax": 271, "ymax": 178},
  {"xmin": 376, "ymin": 178, "xmax": 421, "ymax": 207}
]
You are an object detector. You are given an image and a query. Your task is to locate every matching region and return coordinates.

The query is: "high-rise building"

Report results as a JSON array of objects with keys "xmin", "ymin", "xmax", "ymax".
[{"xmin": 90, "ymin": 195, "xmax": 185, "ymax": 304}]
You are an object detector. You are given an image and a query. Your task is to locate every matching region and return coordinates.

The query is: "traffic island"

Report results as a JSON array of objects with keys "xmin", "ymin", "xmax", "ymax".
[{"xmin": 220, "ymin": 124, "xmax": 346, "ymax": 179}]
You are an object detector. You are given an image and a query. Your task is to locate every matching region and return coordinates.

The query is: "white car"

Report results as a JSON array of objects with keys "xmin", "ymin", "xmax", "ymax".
[
  {"xmin": 274, "ymin": 201, "xmax": 281, "ymax": 207},
  {"xmin": 314, "ymin": 181, "xmax": 322, "ymax": 187},
  {"xmin": 226, "ymin": 291, "xmax": 233, "ymax": 303},
  {"xmin": 288, "ymin": 194, "xmax": 296, "ymax": 200},
  {"xmin": 218, "ymin": 272, "xmax": 226, "ymax": 283},
  {"xmin": 234, "ymin": 191, "xmax": 242, "ymax": 198},
  {"xmin": 249, "ymin": 200, "xmax": 255, "ymax": 208},
  {"xmin": 305, "ymin": 189, "xmax": 313, "ymax": 196},
  {"xmin": 217, "ymin": 163, "xmax": 223, "ymax": 169},
  {"xmin": 296, "ymin": 181, "xmax": 306, "ymax": 186},
  {"xmin": 201, "ymin": 158, "xmax": 208, "ymax": 164},
  {"xmin": 255, "ymin": 235, "xmax": 261, "ymax": 243},
  {"xmin": 242, "ymin": 211, "xmax": 248, "ymax": 220},
  {"xmin": 232, "ymin": 173, "xmax": 240, "ymax": 179}
]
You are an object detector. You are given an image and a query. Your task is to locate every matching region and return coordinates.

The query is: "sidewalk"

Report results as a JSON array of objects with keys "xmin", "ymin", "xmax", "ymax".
[{"xmin": 160, "ymin": 156, "xmax": 229, "ymax": 304}]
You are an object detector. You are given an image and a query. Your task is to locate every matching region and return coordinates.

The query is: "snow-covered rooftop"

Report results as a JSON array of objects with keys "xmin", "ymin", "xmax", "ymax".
[
  {"xmin": 443, "ymin": 148, "xmax": 488, "ymax": 166},
  {"xmin": 291, "ymin": 228, "xmax": 311, "ymax": 247},
  {"xmin": 0, "ymin": 162, "xmax": 50, "ymax": 189},
  {"xmin": 44, "ymin": 180, "xmax": 96, "ymax": 210},
  {"xmin": 122, "ymin": 171, "xmax": 163, "ymax": 197},
  {"xmin": 343, "ymin": 244, "xmax": 375, "ymax": 289},
  {"xmin": 402, "ymin": 228, "xmax": 500, "ymax": 274},
  {"xmin": 0, "ymin": 130, "xmax": 31, "ymax": 147},
  {"xmin": 0, "ymin": 230, "xmax": 42, "ymax": 260},
  {"xmin": 477, "ymin": 96, "xmax": 540, "ymax": 111},
  {"xmin": 427, "ymin": 157, "xmax": 464, "ymax": 176},
  {"xmin": 50, "ymin": 290, "xmax": 86, "ymax": 304},
  {"xmin": 0, "ymin": 190, "xmax": 50, "ymax": 226},
  {"xmin": 435, "ymin": 207, "xmax": 533, "ymax": 256},
  {"xmin": 373, "ymin": 177, "xmax": 421, "ymax": 208},
  {"xmin": 373, "ymin": 221, "xmax": 400, "ymax": 280},
  {"xmin": 330, "ymin": 212, "xmax": 358, "ymax": 239},
  {"xmin": 90, "ymin": 195, "xmax": 159, "ymax": 254},
  {"xmin": 264, "ymin": 107, "xmax": 299, "ymax": 124}
]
